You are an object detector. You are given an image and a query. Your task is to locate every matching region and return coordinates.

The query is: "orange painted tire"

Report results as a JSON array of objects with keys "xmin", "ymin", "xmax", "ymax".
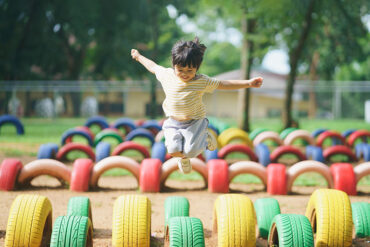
[
  {"xmin": 323, "ymin": 145, "xmax": 357, "ymax": 162},
  {"xmin": 347, "ymin": 129, "xmax": 370, "ymax": 147},
  {"xmin": 267, "ymin": 163, "xmax": 287, "ymax": 195},
  {"xmin": 218, "ymin": 144, "xmax": 258, "ymax": 161},
  {"xmin": 90, "ymin": 156, "xmax": 140, "ymax": 188},
  {"xmin": 316, "ymin": 130, "xmax": 346, "ymax": 147},
  {"xmin": 0, "ymin": 158, "xmax": 23, "ymax": 191},
  {"xmin": 228, "ymin": 161, "xmax": 267, "ymax": 187},
  {"xmin": 354, "ymin": 162, "xmax": 370, "ymax": 184},
  {"xmin": 253, "ymin": 131, "xmax": 282, "ymax": 147},
  {"xmin": 112, "ymin": 141, "xmax": 150, "ymax": 158},
  {"xmin": 286, "ymin": 160, "xmax": 334, "ymax": 193},
  {"xmin": 270, "ymin": 145, "xmax": 306, "ymax": 163},
  {"xmin": 283, "ymin": 129, "xmax": 315, "ymax": 146},
  {"xmin": 160, "ymin": 158, "xmax": 208, "ymax": 186},
  {"xmin": 56, "ymin": 143, "xmax": 96, "ymax": 161},
  {"xmin": 17, "ymin": 159, "xmax": 71, "ymax": 185},
  {"xmin": 140, "ymin": 158, "xmax": 162, "ymax": 192},
  {"xmin": 70, "ymin": 158, "xmax": 93, "ymax": 192},
  {"xmin": 207, "ymin": 159, "xmax": 229, "ymax": 193},
  {"xmin": 330, "ymin": 163, "xmax": 357, "ymax": 195}
]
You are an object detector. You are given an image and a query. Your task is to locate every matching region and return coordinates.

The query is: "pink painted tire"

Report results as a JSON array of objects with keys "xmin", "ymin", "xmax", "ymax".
[
  {"xmin": 316, "ymin": 131, "xmax": 346, "ymax": 147},
  {"xmin": 56, "ymin": 143, "xmax": 96, "ymax": 161},
  {"xmin": 330, "ymin": 163, "xmax": 356, "ymax": 195},
  {"xmin": 17, "ymin": 159, "xmax": 71, "ymax": 185},
  {"xmin": 283, "ymin": 129, "xmax": 315, "ymax": 146},
  {"xmin": 270, "ymin": 145, "xmax": 306, "ymax": 163},
  {"xmin": 267, "ymin": 163, "xmax": 287, "ymax": 195},
  {"xmin": 0, "ymin": 158, "xmax": 23, "ymax": 191},
  {"xmin": 253, "ymin": 131, "xmax": 282, "ymax": 147},
  {"xmin": 286, "ymin": 160, "xmax": 334, "ymax": 194},
  {"xmin": 228, "ymin": 161, "xmax": 267, "ymax": 187},
  {"xmin": 323, "ymin": 145, "xmax": 357, "ymax": 162},
  {"xmin": 70, "ymin": 158, "xmax": 94, "ymax": 192},
  {"xmin": 218, "ymin": 144, "xmax": 258, "ymax": 162},
  {"xmin": 354, "ymin": 162, "xmax": 370, "ymax": 184},
  {"xmin": 347, "ymin": 130, "xmax": 370, "ymax": 147},
  {"xmin": 207, "ymin": 159, "xmax": 229, "ymax": 193},
  {"xmin": 160, "ymin": 158, "xmax": 208, "ymax": 186},
  {"xmin": 90, "ymin": 156, "xmax": 140, "ymax": 188},
  {"xmin": 111, "ymin": 141, "xmax": 150, "ymax": 158},
  {"xmin": 140, "ymin": 158, "xmax": 162, "ymax": 192}
]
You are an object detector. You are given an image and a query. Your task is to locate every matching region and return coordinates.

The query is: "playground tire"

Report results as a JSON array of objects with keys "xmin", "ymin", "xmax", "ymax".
[
  {"xmin": 61, "ymin": 129, "xmax": 94, "ymax": 147},
  {"xmin": 56, "ymin": 143, "xmax": 95, "ymax": 161},
  {"xmin": 283, "ymin": 129, "xmax": 315, "ymax": 146},
  {"xmin": 140, "ymin": 158, "xmax": 161, "ymax": 192},
  {"xmin": 218, "ymin": 143, "xmax": 258, "ymax": 161},
  {"xmin": 330, "ymin": 163, "xmax": 356, "ymax": 195},
  {"xmin": 84, "ymin": 116, "xmax": 109, "ymax": 130},
  {"xmin": 70, "ymin": 158, "xmax": 93, "ymax": 192},
  {"xmin": 249, "ymin": 128, "xmax": 268, "ymax": 141},
  {"xmin": 305, "ymin": 145, "xmax": 324, "ymax": 162},
  {"xmin": 155, "ymin": 130, "xmax": 165, "ymax": 143},
  {"xmin": 164, "ymin": 196, "xmax": 190, "ymax": 229},
  {"xmin": 208, "ymin": 123, "xmax": 220, "ymax": 135},
  {"xmin": 311, "ymin": 128, "xmax": 327, "ymax": 138},
  {"xmin": 270, "ymin": 145, "xmax": 306, "ymax": 163},
  {"xmin": 347, "ymin": 129, "xmax": 370, "ymax": 147},
  {"xmin": 218, "ymin": 128, "xmax": 252, "ymax": 148},
  {"xmin": 255, "ymin": 143, "xmax": 270, "ymax": 167},
  {"xmin": 213, "ymin": 194, "xmax": 256, "ymax": 246},
  {"xmin": 141, "ymin": 120, "xmax": 162, "ymax": 135},
  {"xmin": 112, "ymin": 117, "xmax": 136, "ymax": 134},
  {"xmin": 5, "ymin": 194, "xmax": 52, "ymax": 247},
  {"xmin": 207, "ymin": 159, "xmax": 229, "ymax": 193},
  {"xmin": 252, "ymin": 130, "xmax": 282, "ymax": 147},
  {"xmin": 37, "ymin": 143, "xmax": 59, "ymax": 159},
  {"xmin": 254, "ymin": 198, "xmax": 281, "ymax": 238},
  {"xmin": 94, "ymin": 130, "xmax": 123, "ymax": 146},
  {"xmin": 50, "ymin": 215, "xmax": 93, "ymax": 247},
  {"xmin": 351, "ymin": 202, "xmax": 370, "ymax": 238},
  {"xmin": 95, "ymin": 141, "xmax": 111, "ymax": 162},
  {"xmin": 0, "ymin": 114, "xmax": 24, "ymax": 135},
  {"xmin": 112, "ymin": 195, "xmax": 151, "ymax": 247},
  {"xmin": 342, "ymin": 129, "xmax": 356, "ymax": 138},
  {"xmin": 228, "ymin": 161, "xmax": 267, "ymax": 187},
  {"xmin": 0, "ymin": 158, "xmax": 22, "ymax": 191},
  {"xmin": 268, "ymin": 214, "xmax": 314, "ymax": 247},
  {"xmin": 67, "ymin": 196, "xmax": 93, "ymax": 227},
  {"xmin": 151, "ymin": 141, "xmax": 167, "ymax": 162},
  {"xmin": 323, "ymin": 145, "xmax": 357, "ymax": 162},
  {"xmin": 305, "ymin": 189, "xmax": 352, "ymax": 246},
  {"xmin": 125, "ymin": 128, "xmax": 155, "ymax": 146},
  {"xmin": 354, "ymin": 162, "xmax": 370, "ymax": 184},
  {"xmin": 316, "ymin": 130, "xmax": 346, "ymax": 147},
  {"xmin": 112, "ymin": 141, "xmax": 150, "ymax": 158},
  {"xmin": 165, "ymin": 217, "xmax": 205, "ymax": 247},
  {"xmin": 279, "ymin": 127, "xmax": 298, "ymax": 140},
  {"xmin": 205, "ymin": 149, "xmax": 219, "ymax": 161},
  {"xmin": 355, "ymin": 143, "xmax": 370, "ymax": 162},
  {"xmin": 267, "ymin": 163, "xmax": 287, "ymax": 195}
]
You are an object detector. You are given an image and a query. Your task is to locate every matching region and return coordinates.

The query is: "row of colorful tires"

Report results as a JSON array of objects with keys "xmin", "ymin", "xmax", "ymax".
[
  {"xmin": 1, "ymin": 156, "xmax": 369, "ymax": 195},
  {"xmin": 3, "ymin": 189, "xmax": 370, "ymax": 246}
]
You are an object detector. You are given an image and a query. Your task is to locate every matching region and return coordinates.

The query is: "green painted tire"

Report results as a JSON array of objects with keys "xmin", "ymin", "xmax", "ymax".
[
  {"xmin": 254, "ymin": 198, "xmax": 280, "ymax": 238},
  {"xmin": 249, "ymin": 128, "xmax": 269, "ymax": 141},
  {"xmin": 166, "ymin": 217, "xmax": 205, "ymax": 247},
  {"xmin": 352, "ymin": 202, "xmax": 370, "ymax": 238},
  {"xmin": 164, "ymin": 196, "xmax": 190, "ymax": 229},
  {"xmin": 94, "ymin": 131, "xmax": 123, "ymax": 146},
  {"xmin": 67, "ymin": 196, "xmax": 93, "ymax": 227}
]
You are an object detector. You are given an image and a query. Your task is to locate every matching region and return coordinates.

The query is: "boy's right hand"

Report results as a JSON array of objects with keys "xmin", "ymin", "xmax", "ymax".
[{"xmin": 131, "ymin": 49, "xmax": 140, "ymax": 61}]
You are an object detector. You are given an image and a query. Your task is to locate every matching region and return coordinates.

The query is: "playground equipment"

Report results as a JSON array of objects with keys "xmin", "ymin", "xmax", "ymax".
[{"xmin": 0, "ymin": 114, "xmax": 24, "ymax": 135}]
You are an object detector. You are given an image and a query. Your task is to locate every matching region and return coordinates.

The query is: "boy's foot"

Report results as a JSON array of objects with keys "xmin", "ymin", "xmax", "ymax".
[
  {"xmin": 207, "ymin": 132, "xmax": 217, "ymax": 151},
  {"xmin": 177, "ymin": 158, "xmax": 191, "ymax": 174}
]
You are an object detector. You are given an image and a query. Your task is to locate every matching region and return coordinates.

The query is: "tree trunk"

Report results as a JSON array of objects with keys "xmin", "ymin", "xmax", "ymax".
[
  {"xmin": 308, "ymin": 51, "xmax": 319, "ymax": 118},
  {"xmin": 148, "ymin": 0, "xmax": 158, "ymax": 119},
  {"xmin": 284, "ymin": 0, "xmax": 316, "ymax": 128}
]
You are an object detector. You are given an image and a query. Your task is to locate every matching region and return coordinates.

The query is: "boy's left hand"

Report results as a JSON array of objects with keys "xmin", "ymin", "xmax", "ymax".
[{"xmin": 250, "ymin": 77, "xmax": 263, "ymax": 88}]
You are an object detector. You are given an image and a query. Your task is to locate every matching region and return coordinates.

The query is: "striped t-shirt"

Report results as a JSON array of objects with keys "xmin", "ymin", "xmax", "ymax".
[{"xmin": 154, "ymin": 66, "xmax": 220, "ymax": 120}]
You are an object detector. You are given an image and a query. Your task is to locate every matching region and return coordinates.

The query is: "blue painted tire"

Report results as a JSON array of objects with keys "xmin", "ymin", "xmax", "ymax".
[
  {"xmin": 0, "ymin": 114, "xmax": 25, "ymax": 135},
  {"xmin": 95, "ymin": 142, "xmax": 111, "ymax": 162},
  {"xmin": 37, "ymin": 143, "xmax": 59, "ymax": 159},
  {"xmin": 84, "ymin": 116, "xmax": 109, "ymax": 130},
  {"xmin": 208, "ymin": 124, "xmax": 220, "ymax": 136},
  {"xmin": 342, "ymin": 129, "xmax": 357, "ymax": 138},
  {"xmin": 311, "ymin": 146, "xmax": 324, "ymax": 162},
  {"xmin": 61, "ymin": 129, "xmax": 94, "ymax": 147},
  {"xmin": 305, "ymin": 145, "xmax": 315, "ymax": 159},
  {"xmin": 255, "ymin": 143, "xmax": 270, "ymax": 167},
  {"xmin": 142, "ymin": 120, "xmax": 162, "ymax": 132},
  {"xmin": 112, "ymin": 118, "xmax": 136, "ymax": 134},
  {"xmin": 205, "ymin": 149, "xmax": 219, "ymax": 161},
  {"xmin": 125, "ymin": 128, "xmax": 155, "ymax": 146},
  {"xmin": 311, "ymin": 128, "xmax": 327, "ymax": 138},
  {"xmin": 355, "ymin": 143, "xmax": 370, "ymax": 162},
  {"xmin": 151, "ymin": 142, "xmax": 166, "ymax": 162}
]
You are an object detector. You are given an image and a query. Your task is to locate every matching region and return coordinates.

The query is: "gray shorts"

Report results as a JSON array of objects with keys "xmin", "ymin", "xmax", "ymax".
[{"xmin": 162, "ymin": 117, "xmax": 209, "ymax": 158}]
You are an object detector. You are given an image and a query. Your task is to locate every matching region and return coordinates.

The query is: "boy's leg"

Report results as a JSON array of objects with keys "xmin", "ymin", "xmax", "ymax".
[{"xmin": 180, "ymin": 118, "xmax": 209, "ymax": 158}]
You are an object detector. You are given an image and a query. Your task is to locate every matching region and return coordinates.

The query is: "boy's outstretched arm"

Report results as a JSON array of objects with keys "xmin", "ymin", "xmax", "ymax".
[
  {"xmin": 131, "ymin": 49, "xmax": 159, "ymax": 74},
  {"xmin": 217, "ymin": 77, "xmax": 263, "ymax": 90}
]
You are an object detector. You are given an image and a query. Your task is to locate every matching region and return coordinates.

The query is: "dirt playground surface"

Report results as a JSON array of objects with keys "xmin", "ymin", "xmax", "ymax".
[{"xmin": 0, "ymin": 155, "xmax": 369, "ymax": 246}]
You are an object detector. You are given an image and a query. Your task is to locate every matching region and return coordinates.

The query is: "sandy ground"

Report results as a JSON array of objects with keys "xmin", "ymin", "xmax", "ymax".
[{"xmin": 0, "ymin": 174, "xmax": 369, "ymax": 246}]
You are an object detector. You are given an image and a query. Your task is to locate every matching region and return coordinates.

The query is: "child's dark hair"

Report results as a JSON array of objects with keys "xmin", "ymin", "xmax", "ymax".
[{"xmin": 171, "ymin": 37, "xmax": 207, "ymax": 70}]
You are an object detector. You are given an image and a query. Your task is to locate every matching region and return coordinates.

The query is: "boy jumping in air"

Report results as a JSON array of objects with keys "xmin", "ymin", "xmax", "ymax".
[{"xmin": 131, "ymin": 37, "xmax": 263, "ymax": 173}]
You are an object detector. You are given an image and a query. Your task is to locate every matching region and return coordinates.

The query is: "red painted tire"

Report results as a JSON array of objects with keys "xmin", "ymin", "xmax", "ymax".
[
  {"xmin": 207, "ymin": 159, "xmax": 229, "ymax": 193},
  {"xmin": 330, "ymin": 163, "xmax": 356, "ymax": 195},
  {"xmin": 140, "ymin": 158, "xmax": 162, "ymax": 192},
  {"xmin": 316, "ymin": 131, "xmax": 346, "ymax": 147},
  {"xmin": 0, "ymin": 158, "xmax": 23, "ymax": 191},
  {"xmin": 228, "ymin": 161, "xmax": 267, "ymax": 187},
  {"xmin": 354, "ymin": 162, "xmax": 370, "ymax": 184},
  {"xmin": 70, "ymin": 158, "xmax": 94, "ymax": 192},
  {"xmin": 270, "ymin": 145, "xmax": 306, "ymax": 163},
  {"xmin": 267, "ymin": 163, "xmax": 287, "ymax": 195},
  {"xmin": 112, "ymin": 141, "xmax": 150, "ymax": 158},
  {"xmin": 323, "ymin": 145, "xmax": 357, "ymax": 162},
  {"xmin": 218, "ymin": 144, "xmax": 258, "ymax": 161},
  {"xmin": 347, "ymin": 129, "xmax": 370, "ymax": 147},
  {"xmin": 56, "ymin": 143, "xmax": 96, "ymax": 161}
]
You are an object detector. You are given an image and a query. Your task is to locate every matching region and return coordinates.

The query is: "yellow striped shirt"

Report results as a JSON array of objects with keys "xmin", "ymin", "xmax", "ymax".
[{"xmin": 154, "ymin": 66, "xmax": 220, "ymax": 120}]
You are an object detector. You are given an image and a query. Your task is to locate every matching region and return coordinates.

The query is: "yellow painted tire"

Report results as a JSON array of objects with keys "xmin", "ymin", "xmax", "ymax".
[
  {"xmin": 213, "ymin": 194, "xmax": 256, "ymax": 246},
  {"xmin": 112, "ymin": 195, "xmax": 151, "ymax": 247},
  {"xmin": 5, "ymin": 194, "xmax": 53, "ymax": 247},
  {"xmin": 218, "ymin": 128, "xmax": 252, "ymax": 148},
  {"xmin": 305, "ymin": 189, "xmax": 352, "ymax": 247}
]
